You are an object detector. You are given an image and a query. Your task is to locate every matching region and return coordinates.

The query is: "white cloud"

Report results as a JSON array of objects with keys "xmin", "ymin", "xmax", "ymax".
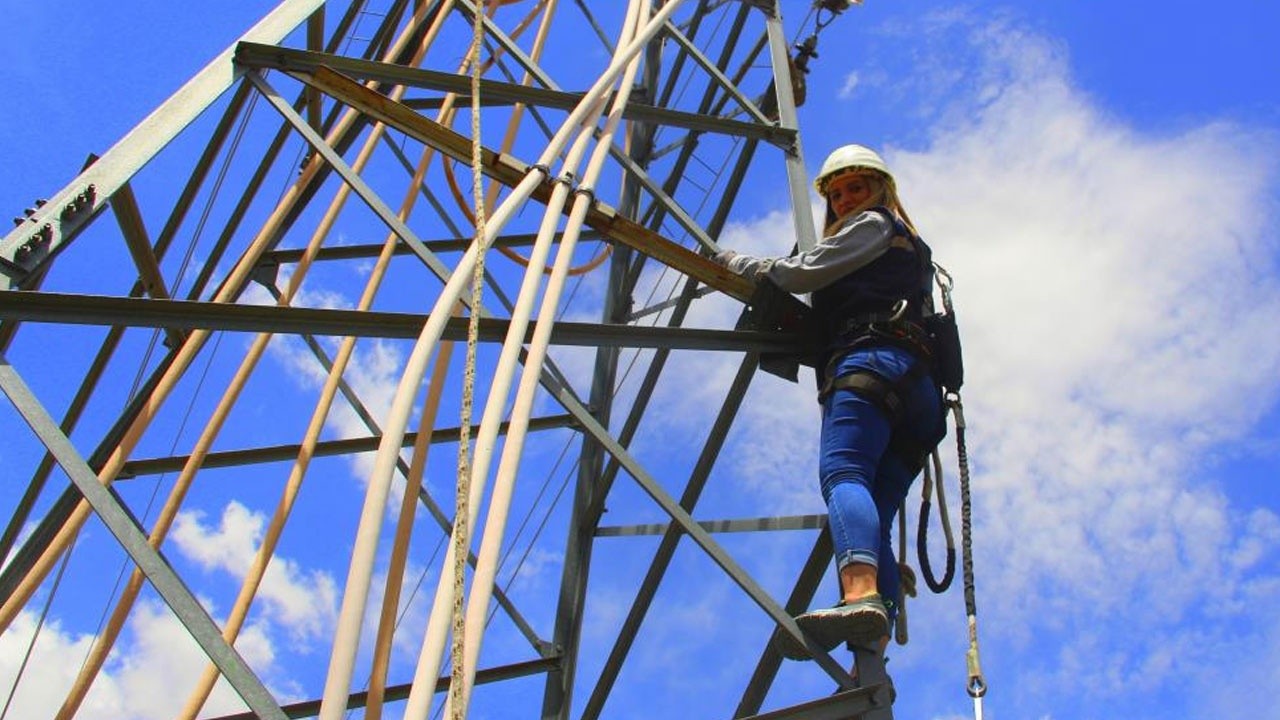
[
  {"xmin": 837, "ymin": 71, "xmax": 860, "ymax": 100},
  {"xmin": 0, "ymin": 602, "xmax": 274, "ymax": 720},
  {"xmin": 505, "ymin": 545, "xmax": 563, "ymax": 592},
  {"xmin": 172, "ymin": 501, "xmax": 339, "ymax": 645}
]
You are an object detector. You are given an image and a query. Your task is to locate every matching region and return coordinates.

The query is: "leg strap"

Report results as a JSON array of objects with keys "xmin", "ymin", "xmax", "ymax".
[
  {"xmin": 823, "ymin": 359, "xmax": 930, "ymax": 424},
  {"xmin": 828, "ymin": 371, "xmax": 906, "ymax": 424},
  {"xmin": 823, "ymin": 361, "xmax": 936, "ymax": 473}
]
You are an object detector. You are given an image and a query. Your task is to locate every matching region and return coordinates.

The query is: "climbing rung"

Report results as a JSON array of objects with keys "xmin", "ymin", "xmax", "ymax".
[{"xmin": 737, "ymin": 682, "xmax": 893, "ymax": 720}]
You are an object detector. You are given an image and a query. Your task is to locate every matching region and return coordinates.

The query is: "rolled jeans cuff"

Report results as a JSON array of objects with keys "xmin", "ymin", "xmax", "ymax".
[{"xmin": 835, "ymin": 548, "xmax": 878, "ymax": 572}]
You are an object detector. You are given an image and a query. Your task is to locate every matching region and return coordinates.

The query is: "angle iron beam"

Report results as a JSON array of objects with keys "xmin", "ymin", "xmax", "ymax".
[
  {"xmin": 182, "ymin": 81, "xmax": 331, "ymax": 302},
  {"xmin": 738, "ymin": 685, "xmax": 889, "ymax": 720},
  {"xmin": 0, "ymin": 320, "xmax": 128, "ymax": 565},
  {"xmin": 118, "ymin": 414, "xmax": 578, "ymax": 478},
  {"xmin": 536, "ymin": 362, "xmax": 857, "ymax": 691},
  {"xmin": 453, "ymin": 0, "xmax": 559, "ymax": 90},
  {"xmin": 374, "ymin": 130, "xmax": 473, "ymax": 240},
  {"xmin": 251, "ymin": 76, "xmax": 588, "ymax": 417},
  {"xmin": 594, "ymin": 514, "xmax": 826, "ymax": 537},
  {"xmin": 626, "ymin": 285, "xmax": 717, "ymax": 321},
  {"xmin": 250, "ymin": 65, "xmax": 760, "ymax": 364},
  {"xmin": 660, "ymin": 18, "xmax": 773, "ymax": 126},
  {"xmin": 606, "ymin": 146, "xmax": 717, "ymax": 252},
  {"xmin": 152, "ymin": 79, "xmax": 255, "ymax": 286},
  {"xmin": 305, "ymin": 7, "xmax": 325, "ymax": 130},
  {"xmin": 571, "ymin": 0, "xmax": 615, "ymax": 53},
  {"xmin": 0, "ymin": 0, "xmax": 325, "ymax": 290},
  {"xmin": 196, "ymin": 1, "xmax": 447, "ymax": 297},
  {"xmin": 245, "ymin": 70, "xmax": 464, "ymax": 288},
  {"xmin": 208, "ymin": 655, "xmax": 561, "ymax": 720},
  {"xmin": 232, "ymin": 42, "xmax": 794, "ymax": 145},
  {"xmin": 0, "ymin": 341, "xmax": 186, "ymax": 606},
  {"xmin": 736, "ymin": 529, "xmax": 834, "ymax": 717},
  {"xmin": 539, "ymin": 80, "xmax": 678, "ymax": 711},
  {"xmin": 582, "ymin": 354, "xmax": 759, "ymax": 719},
  {"xmin": 110, "ymin": 183, "xmax": 187, "ymax": 354},
  {"xmin": 280, "ymin": 64, "xmax": 760, "ymax": 301},
  {"xmin": 0, "ymin": 359, "xmax": 287, "ymax": 720},
  {"xmin": 596, "ymin": 137, "xmax": 763, "ymax": 538},
  {"xmin": 0, "ymin": 291, "xmax": 810, "ymax": 355},
  {"xmin": 191, "ymin": 1, "xmax": 438, "ymax": 302},
  {"xmin": 761, "ymin": 1, "xmax": 818, "ymax": 252},
  {"xmin": 258, "ymin": 231, "xmax": 573, "ymax": 264},
  {"xmin": 0, "ymin": 116, "xmax": 239, "ymax": 549},
  {"xmin": 621, "ymin": 2, "xmax": 758, "ymax": 298}
]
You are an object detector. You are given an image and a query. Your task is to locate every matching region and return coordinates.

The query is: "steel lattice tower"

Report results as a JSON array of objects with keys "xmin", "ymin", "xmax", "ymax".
[{"xmin": 0, "ymin": 1, "xmax": 895, "ymax": 717}]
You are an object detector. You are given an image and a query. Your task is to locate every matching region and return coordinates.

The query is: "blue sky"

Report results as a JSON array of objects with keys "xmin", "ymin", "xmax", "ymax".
[{"xmin": 2, "ymin": 1, "xmax": 1279, "ymax": 719}]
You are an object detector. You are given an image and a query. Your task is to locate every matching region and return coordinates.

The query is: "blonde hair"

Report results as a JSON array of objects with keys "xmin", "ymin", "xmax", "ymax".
[{"xmin": 823, "ymin": 170, "xmax": 919, "ymax": 237}]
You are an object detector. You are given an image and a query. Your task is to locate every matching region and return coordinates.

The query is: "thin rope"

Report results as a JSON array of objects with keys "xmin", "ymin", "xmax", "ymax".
[
  {"xmin": 489, "ymin": 457, "xmax": 576, "ymax": 626},
  {"xmin": 0, "ymin": 543, "xmax": 73, "ymax": 719},
  {"xmin": 450, "ymin": 4, "xmax": 488, "ymax": 717},
  {"xmin": 919, "ymin": 447, "xmax": 956, "ymax": 593},
  {"xmin": 895, "ymin": 502, "xmax": 910, "ymax": 645},
  {"xmin": 76, "ymin": 329, "xmax": 225, "ymax": 685},
  {"xmin": 127, "ymin": 91, "xmax": 256, "ymax": 400},
  {"xmin": 441, "ymin": 154, "xmax": 613, "ymax": 276}
]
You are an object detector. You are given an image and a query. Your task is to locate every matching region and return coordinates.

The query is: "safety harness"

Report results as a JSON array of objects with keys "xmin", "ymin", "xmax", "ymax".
[
  {"xmin": 814, "ymin": 210, "xmax": 952, "ymax": 474},
  {"xmin": 814, "ymin": 213, "xmax": 986, "ymax": 715}
]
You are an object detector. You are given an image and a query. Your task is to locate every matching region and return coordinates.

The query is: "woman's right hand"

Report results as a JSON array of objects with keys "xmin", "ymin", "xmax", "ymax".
[{"xmin": 712, "ymin": 248, "xmax": 738, "ymax": 267}]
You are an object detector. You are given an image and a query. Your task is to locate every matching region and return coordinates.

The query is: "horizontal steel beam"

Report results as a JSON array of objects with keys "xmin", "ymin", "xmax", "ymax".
[
  {"xmin": 118, "ymin": 414, "xmax": 578, "ymax": 478},
  {"xmin": 258, "ymin": 231, "xmax": 593, "ymax": 264},
  {"xmin": 594, "ymin": 514, "xmax": 826, "ymax": 537},
  {"xmin": 284, "ymin": 64, "xmax": 762, "ymax": 304},
  {"xmin": 209, "ymin": 656, "xmax": 561, "ymax": 720},
  {"xmin": 233, "ymin": 42, "xmax": 796, "ymax": 145},
  {"xmin": 0, "ymin": 291, "xmax": 812, "ymax": 355},
  {"xmin": 739, "ymin": 685, "xmax": 891, "ymax": 720}
]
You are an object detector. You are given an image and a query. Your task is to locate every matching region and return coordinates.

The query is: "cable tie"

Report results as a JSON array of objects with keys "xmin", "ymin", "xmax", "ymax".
[{"xmin": 571, "ymin": 186, "xmax": 596, "ymax": 205}]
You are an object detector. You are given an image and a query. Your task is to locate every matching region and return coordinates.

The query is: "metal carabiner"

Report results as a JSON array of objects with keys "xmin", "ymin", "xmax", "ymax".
[
  {"xmin": 888, "ymin": 297, "xmax": 909, "ymax": 322},
  {"xmin": 933, "ymin": 262, "xmax": 955, "ymax": 314}
]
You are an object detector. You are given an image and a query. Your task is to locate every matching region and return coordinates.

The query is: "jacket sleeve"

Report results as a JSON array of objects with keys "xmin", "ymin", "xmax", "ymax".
[{"xmin": 725, "ymin": 211, "xmax": 894, "ymax": 293}]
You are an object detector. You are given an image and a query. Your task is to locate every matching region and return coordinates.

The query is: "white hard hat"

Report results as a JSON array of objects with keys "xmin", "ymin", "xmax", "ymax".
[{"xmin": 813, "ymin": 144, "xmax": 894, "ymax": 194}]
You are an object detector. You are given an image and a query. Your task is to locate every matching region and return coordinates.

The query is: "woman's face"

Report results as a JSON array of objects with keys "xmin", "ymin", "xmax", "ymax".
[{"xmin": 825, "ymin": 172, "xmax": 878, "ymax": 220}]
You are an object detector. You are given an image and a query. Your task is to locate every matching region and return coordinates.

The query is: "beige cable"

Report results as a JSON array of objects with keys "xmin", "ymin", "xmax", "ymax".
[
  {"xmin": 0, "ymin": 0, "xmax": 453, "ymax": 644},
  {"xmin": 56, "ymin": 24, "xmax": 448, "ymax": 710}
]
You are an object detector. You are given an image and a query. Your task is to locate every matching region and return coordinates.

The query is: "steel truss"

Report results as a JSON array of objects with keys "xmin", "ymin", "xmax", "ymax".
[{"xmin": 0, "ymin": 1, "xmax": 893, "ymax": 718}]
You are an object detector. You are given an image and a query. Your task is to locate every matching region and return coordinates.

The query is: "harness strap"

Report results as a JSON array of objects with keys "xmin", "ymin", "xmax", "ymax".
[
  {"xmin": 820, "ymin": 357, "xmax": 940, "ymax": 481},
  {"xmin": 827, "ymin": 371, "xmax": 906, "ymax": 422}
]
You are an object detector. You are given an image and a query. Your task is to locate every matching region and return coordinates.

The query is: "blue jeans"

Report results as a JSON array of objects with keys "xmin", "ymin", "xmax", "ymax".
[{"xmin": 819, "ymin": 345, "xmax": 945, "ymax": 615}]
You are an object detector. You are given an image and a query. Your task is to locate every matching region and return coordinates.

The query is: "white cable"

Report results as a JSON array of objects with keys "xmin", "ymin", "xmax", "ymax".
[
  {"xmin": 320, "ymin": 3, "xmax": 692, "ymax": 718},
  {"xmin": 445, "ymin": 0, "xmax": 647, "ymax": 711}
]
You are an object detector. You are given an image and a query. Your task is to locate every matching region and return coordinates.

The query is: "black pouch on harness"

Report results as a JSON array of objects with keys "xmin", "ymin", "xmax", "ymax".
[{"xmin": 924, "ymin": 310, "xmax": 964, "ymax": 395}]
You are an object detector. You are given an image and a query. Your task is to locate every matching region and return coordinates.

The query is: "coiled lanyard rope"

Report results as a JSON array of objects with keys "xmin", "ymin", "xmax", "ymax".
[
  {"xmin": 950, "ymin": 395, "xmax": 988, "ymax": 719},
  {"xmin": 903, "ymin": 270, "xmax": 988, "ymax": 718},
  {"xmin": 938, "ymin": 267, "xmax": 987, "ymax": 718}
]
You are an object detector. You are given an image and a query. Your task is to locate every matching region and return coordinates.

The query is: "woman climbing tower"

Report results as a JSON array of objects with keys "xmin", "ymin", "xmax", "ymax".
[{"xmin": 717, "ymin": 144, "xmax": 946, "ymax": 663}]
